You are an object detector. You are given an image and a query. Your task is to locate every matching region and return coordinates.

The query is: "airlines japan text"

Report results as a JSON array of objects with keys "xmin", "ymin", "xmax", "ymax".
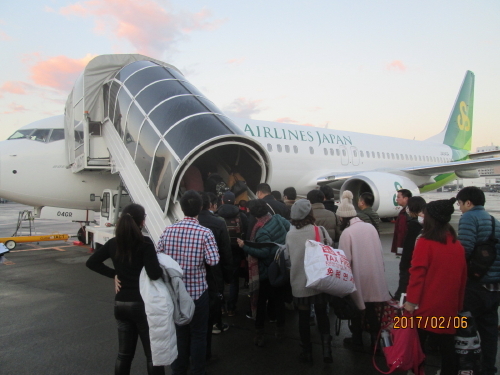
[{"xmin": 244, "ymin": 124, "xmax": 353, "ymax": 147}]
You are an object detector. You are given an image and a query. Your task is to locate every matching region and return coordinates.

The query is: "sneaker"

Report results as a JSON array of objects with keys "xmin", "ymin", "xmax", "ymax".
[
  {"xmin": 245, "ymin": 311, "xmax": 255, "ymax": 320},
  {"xmin": 212, "ymin": 323, "xmax": 229, "ymax": 335}
]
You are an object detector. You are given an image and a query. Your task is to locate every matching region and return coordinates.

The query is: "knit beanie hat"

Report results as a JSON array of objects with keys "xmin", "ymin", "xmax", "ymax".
[
  {"xmin": 426, "ymin": 197, "xmax": 456, "ymax": 223},
  {"xmin": 291, "ymin": 199, "xmax": 312, "ymax": 220},
  {"xmin": 223, "ymin": 191, "xmax": 235, "ymax": 204},
  {"xmin": 336, "ymin": 190, "xmax": 357, "ymax": 218}
]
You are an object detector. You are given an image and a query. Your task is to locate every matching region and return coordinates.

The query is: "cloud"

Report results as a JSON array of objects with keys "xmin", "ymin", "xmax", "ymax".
[
  {"xmin": 224, "ymin": 97, "xmax": 264, "ymax": 118},
  {"xmin": 1, "ymin": 103, "xmax": 28, "ymax": 114},
  {"xmin": 0, "ymin": 20, "xmax": 11, "ymax": 41},
  {"xmin": 59, "ymin": 0, "xmax": 225, "ymax": 57},
  {"xmin": 308, "ymin": 106, "xmax": 322, "ymax": 112},
  {"xmin": 227, "ymin": 58, "xmax": 245, "ymax": 65},
  {"xmin": 30, "ymin": 54, "xmax": 95, "ymax": 91},
  {"xmin": 0, "ymin": 81, "xmax": 33, "ymax": 95},
  {"xmin": 386, "ymin": 60, "xmax": 407, "ymax": 72},
  {"xmin": 275, "ymin": 117, "xmax": 299, "ymax": 124}
]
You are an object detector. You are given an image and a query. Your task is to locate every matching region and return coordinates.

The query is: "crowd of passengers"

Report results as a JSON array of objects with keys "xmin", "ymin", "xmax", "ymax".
[{"xmin": 87, "ymin": 183, "xmax": 500, "ymax": 375}]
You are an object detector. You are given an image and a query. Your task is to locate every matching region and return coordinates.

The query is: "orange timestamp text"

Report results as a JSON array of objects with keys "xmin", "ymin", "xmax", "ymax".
[{"xmin": 393, "ymin": 316, "xmax": 468, "ymax": 329}]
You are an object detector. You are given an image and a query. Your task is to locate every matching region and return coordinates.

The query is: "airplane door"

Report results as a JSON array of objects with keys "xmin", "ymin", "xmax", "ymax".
[
  {"xmin": 340, "ymin": 145, "xmax": 349, "ymax": 166},
  {"xmin": 351, "ymin": 146, "xmax": 360, "ymax": 166}
]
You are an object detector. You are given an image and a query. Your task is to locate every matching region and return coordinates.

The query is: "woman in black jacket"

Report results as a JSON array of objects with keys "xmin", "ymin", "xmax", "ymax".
[
  {"xmin": 394, "ymin": 196, "xmax": 426, "ymax": 301},
  {"xmin": 86, "ymin": 204, "xmax": 164, "ymax": 375}
]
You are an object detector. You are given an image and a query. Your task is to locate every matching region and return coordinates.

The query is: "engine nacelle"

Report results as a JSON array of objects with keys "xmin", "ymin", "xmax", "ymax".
[{"xmin": 340, "ymin": 172, "xmax": 420, "ymax": 218}]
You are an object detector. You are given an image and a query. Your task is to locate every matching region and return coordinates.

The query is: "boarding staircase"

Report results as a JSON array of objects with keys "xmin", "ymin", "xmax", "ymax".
[{"xmin": 64, "ymin": 54, "xmax": 269, "ymax": 245}]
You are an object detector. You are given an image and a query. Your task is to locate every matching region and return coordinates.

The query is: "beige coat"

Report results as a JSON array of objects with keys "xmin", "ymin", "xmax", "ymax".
[
  {"xmin": 338, "ymin": 217, "xmax": 390, "ymax": 310},
  {"xmin": 311, "ymin": 203, "xmax": 341, "ymax": 242},
  {"xmin": 286, "ymin": 224, "xmax": 333, "ymax": 298}
]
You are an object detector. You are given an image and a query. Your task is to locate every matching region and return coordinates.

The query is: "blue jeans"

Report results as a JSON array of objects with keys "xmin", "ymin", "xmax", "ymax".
[
  {"xmin": 171, "ymin": 290, "xmax": 209, "ymax": 375},
  {"xmin": 463, "ymin": 280, "xmax": 500, "ymax": 375}
]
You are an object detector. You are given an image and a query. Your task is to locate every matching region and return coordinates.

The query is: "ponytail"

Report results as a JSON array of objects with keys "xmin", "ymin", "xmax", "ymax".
[{"xmin": 115, "ymin": 203, "xmax": 145, "ymax": 263}]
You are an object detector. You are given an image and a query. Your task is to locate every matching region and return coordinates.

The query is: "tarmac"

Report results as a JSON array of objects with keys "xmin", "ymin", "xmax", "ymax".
[{"xmin": 1, "ymin": 192, "xmax": 500, "ymax": 375}]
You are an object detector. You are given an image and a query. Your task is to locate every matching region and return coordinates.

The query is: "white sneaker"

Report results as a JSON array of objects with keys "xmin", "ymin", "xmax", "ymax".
[{"xmin": 212, "ymin": 323, "xmax": 229, "ymax": 334}]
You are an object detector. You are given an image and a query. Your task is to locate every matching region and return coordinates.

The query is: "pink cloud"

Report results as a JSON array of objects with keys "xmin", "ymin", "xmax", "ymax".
[
  {"xmin": 1, "ymin": 103, "xmax": 28, "ymax": 114},
  {"xmin": 275, "ymin": 117, "xmax": 299, "ymax": 124},
  {"xmin": 59, "ymin": 0, "xmax": 225, "ymax": 57},
  {"xmin": 224, "ymin": 97, "xmax": 264, "ymax": 118},
  {"xmin": 0, "ymin": 81, "xmax": 33, "ymax": 95},
  {"xmin": 308, "ymin": 106, "xmax": 322, "ymax": 112},
  {"xmin": 386, "ymin": 60, "xmax": 407, "ymax": 72},
  {"xmin": 30, "ymin": 54, "xmax": 95, "ymax": 91},
  {"xmin": 227, "ymin": 58, "xmax": 246, "ymax": 65}
]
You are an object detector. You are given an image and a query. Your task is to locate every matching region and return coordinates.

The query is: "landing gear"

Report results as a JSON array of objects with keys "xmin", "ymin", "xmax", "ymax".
[{"xmin": 77, "ymin": 226, "xmax": 87, "ymax": 244}]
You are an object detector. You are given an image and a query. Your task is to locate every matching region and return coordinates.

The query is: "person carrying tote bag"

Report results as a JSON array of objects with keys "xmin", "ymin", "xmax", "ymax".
[{"xmin": 286, "ymin": 199, "xmax": 335, "ymax": 364}]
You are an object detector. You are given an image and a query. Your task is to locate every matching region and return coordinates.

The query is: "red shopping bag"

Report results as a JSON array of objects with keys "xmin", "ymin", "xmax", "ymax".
[{"xmin": 373, "ymin": 323, "xmax": 425, "ymax": 375}]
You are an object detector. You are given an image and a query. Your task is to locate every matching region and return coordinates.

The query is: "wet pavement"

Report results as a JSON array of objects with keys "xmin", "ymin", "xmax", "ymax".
[{"xmin": 2, "ymin": 192, "xmax": 500, "ymax": 375}]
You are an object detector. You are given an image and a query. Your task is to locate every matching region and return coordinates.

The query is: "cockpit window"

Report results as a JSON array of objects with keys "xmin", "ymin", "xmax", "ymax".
[
  {"xmin": 8, "ymin": 129, "xmax": 34, "ymax": 140},
  {"xmin": 49, "ymin": 129, "xmax": 65, "ymax": 142},
  {"xmin": 30, "ymin": 129, "xmax": 51, "ymax": 142}
]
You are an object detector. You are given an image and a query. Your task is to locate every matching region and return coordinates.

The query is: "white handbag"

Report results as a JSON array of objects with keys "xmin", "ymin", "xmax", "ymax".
[{"xmin": 304, "ymin": 226, "xmax": 356, "ymax": 297}]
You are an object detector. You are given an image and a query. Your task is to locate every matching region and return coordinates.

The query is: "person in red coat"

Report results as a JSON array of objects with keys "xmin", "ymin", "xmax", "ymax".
[{"xmin": 404, "ymin": 197, "xmax": 467, "ymax": 375}]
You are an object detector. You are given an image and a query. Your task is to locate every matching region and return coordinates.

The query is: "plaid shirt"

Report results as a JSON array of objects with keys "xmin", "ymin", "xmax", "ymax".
[{"xmin": 157, "ymin": 217, "xmax": 219, "ymax": 300}]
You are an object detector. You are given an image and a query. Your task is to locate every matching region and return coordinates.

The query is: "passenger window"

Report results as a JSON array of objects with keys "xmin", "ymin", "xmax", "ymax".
[
  {"xmin": 277, "ymin": 144, "xmax": 282, "ymax": 153},
  {"xmin": 293, "ymin": 145, "xmax": 298, "ymax": 154},
  {"xmin": 31, "ymin": 128, "xmax": 51, "ymax": 142},
  {"xmin": 377, "ymin": 152, "xmax": 380, "ymax": 158},
  {"xmin": 267, "ymin": 143, "xmax": 273, "ymax": 152},
  {"xmin": 360, "ymin": 151, "xmax": 364, "ymax": 157},
  {"xmin": 382, "ymin": 152, "xmax": 385, "ymax": 159},
  {"xmin": 405, "ymin": 154, "xmax": 409, "ymax": 160},
  {"xmin": 372, "ymin": 151, "xmax": 375, "ymax": 158},
  {"xmin": 330, "ymin": 148, "xmax": 334, "ymax": 156},
  {"xmin": 396, "ymin": 154, "xmax": 399, "ymax": 160},
  {"xmin": 285, "ymin": 145, "xmax": 290, "ymax": 153},
  {"xmin": 324, "ymin": 148, "xmax": 328, "ymax": 156},
  {"xmin": 366, "ymin": 151, "xmax": 370, "ymax": 158},
  {"xmin": 309, "ymin": 146, "xmax": 314, "ymax": 154},
  {"xmin": 49, "ymin": 129, "xmax": 65, "ymax": 142},
  {"xmin": 342, "ymin": 149, "xmax": 346, "ymax": 156},
  {"xmin": 336, "ymin": 149, "xmax": 340, "ymax": 156}
]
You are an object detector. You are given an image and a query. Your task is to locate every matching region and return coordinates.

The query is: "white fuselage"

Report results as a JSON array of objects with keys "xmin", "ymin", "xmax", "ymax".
[{"xmin": 0, "ymin": 115, "xmax": 451, "ymax": 210}]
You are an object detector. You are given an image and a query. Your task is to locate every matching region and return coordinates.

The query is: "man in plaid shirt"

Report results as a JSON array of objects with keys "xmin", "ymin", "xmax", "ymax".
[{"xmin": 157, "ymin": 190, "xmax": 219, "ymax": 375}]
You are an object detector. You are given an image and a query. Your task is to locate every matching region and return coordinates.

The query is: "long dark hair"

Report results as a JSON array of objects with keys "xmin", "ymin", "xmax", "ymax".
[
  {"xmin": 421, "ymin": 209, "xmax": 457, "ymax": 244},
  {"xmin": 115, "ymin": 203, "xmax": 145, "ymax": 263},
  {"xmin": 291, "ymin": 210, "xmax": 316, "ymax": 229},
  {"xmin": 340, "ymin": 216, "xmax": 355, "ymax": 231}
]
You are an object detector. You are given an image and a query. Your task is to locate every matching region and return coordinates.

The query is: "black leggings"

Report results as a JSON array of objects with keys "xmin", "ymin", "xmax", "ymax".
[
  {"xmin": 114, "ymin": 301, "xmax": 165, "ymax": 375},
  {"xmin": 298, "ymin": 303, "xmax": 330, "ymax": 343}
]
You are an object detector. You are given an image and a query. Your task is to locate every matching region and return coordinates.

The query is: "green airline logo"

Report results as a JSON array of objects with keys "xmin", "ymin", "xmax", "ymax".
[{"xmin": 393, "ymin": 182, "xmax": 403, "ymax": 206}]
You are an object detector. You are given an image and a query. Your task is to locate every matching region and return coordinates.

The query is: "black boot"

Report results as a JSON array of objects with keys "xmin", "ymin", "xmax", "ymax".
[
  {"xmin": 299, "ymin": 342, "xmax": 313, "ymax": 363},
  {"xmin": 321, "ymin": 334, "xmax": 333, "ymax": 363}
]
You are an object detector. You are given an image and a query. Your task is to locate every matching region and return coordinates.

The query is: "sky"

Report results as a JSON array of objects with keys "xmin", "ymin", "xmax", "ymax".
[{"xmin": 1, "ymin": 0, "xmax": 499, "ymax": 151}]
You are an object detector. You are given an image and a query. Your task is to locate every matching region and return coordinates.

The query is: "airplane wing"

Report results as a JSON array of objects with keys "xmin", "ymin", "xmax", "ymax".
[
  {"xmin": 401, "ymin": 158, "xmax": 500, "ymax": 176},
  {"xmin": 316, "ymin": 157, "xmax": 500, "ymax": 185},
  {"xmin": 468, "ymin": 150, "xmax": 500, "ymax": 159}
]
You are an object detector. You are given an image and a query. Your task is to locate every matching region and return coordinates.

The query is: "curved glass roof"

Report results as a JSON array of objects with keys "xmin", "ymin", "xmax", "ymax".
[{"xmin": 103, "ymin": 60, "xmax": 246, "ymax": 210}]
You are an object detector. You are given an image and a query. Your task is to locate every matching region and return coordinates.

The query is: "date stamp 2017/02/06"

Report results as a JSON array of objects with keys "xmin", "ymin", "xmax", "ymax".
[{"xmin": 393, "ymin": 316, "xmax": 468, "ymax": 329}]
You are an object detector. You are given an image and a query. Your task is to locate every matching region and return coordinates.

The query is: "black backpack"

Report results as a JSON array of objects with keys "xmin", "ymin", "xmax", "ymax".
[
  {"xmin": 468, "ymin": 215, "xmax": 498, "ymax": 280},
  {"xmin": 224, "ymin": 214, "xmax": 243, "ymax": 246}
]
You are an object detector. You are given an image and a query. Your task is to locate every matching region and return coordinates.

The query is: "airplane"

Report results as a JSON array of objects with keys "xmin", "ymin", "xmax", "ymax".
[{"xmin": 0, "ymin": 54, "xmax": 499, "ymax": 240}]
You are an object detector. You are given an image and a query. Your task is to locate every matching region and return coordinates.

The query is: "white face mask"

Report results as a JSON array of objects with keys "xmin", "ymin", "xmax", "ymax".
[{"xmin": 418, "ymin": 216, "xmax": 424, "ymax": 224}]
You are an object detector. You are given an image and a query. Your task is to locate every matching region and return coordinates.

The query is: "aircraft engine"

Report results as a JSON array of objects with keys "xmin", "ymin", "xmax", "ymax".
[{"xmin": 340, "ymin": 172, "xmax": 420, "ymax": 218}]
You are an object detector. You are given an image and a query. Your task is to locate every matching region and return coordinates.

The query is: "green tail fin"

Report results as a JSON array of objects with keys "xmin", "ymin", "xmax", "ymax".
[{"xmin": 443, "ymin": 71, "xmax": 475, "ymax": 152}]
